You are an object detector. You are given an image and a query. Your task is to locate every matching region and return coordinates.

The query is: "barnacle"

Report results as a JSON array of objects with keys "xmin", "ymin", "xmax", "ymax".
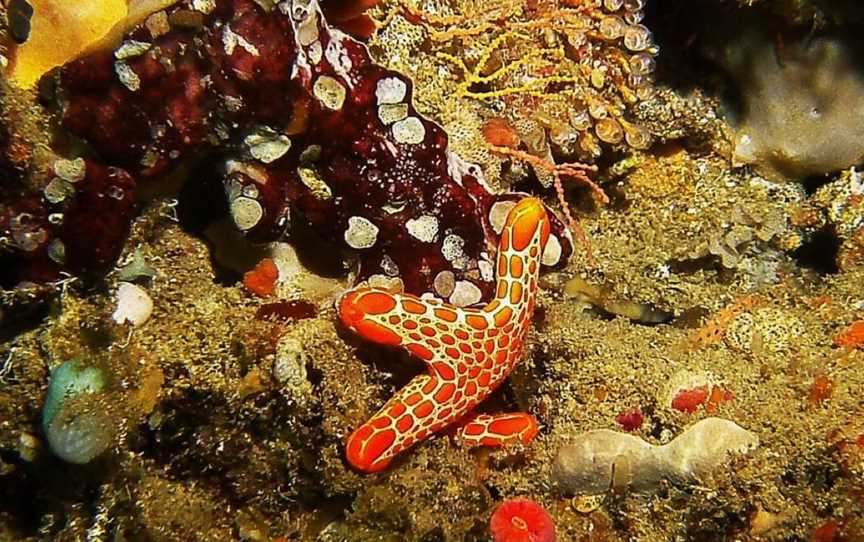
[{"xmin": 370, "ymin": 0, "xmax": 659, "ymax": 180}]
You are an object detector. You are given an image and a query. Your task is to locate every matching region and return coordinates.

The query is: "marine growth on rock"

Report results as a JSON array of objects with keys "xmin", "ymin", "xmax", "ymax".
[{"xmin": 1, "ymin": 0, "xmax": 573, "ymax": 303}]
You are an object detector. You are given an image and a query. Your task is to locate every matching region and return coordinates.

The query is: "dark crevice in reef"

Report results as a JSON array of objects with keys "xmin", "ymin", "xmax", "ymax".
[
  {"xmin": 792, "ymin": 225, "xmax": 841, "ymax": 275},
  {"xmin": 802, "ymin": 172, "xmax": 837, "ymax": 195}
]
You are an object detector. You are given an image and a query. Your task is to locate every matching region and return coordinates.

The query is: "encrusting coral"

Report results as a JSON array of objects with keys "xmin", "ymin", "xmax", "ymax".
[{"xmin": 0, "ymin": 0, "xmax": 573, "ymax": 303}]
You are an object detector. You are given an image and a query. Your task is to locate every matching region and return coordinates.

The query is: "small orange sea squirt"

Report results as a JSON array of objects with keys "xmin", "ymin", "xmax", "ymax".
[
  {"xmin": 243, "ymin": 258, "xmax": 279, "ymax": 297},
  {"xmin": 340, "ymin": 198, "xmax": 549, "ymax": 472}
]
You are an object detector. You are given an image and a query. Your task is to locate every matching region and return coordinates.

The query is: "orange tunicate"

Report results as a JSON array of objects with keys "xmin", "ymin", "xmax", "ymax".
[
  {"xmin": 671, "ymin": 385, "xmax": 709, "ymax": 413},
  {"xmin": 482, "ymin": 118, "xmax": 521, "ymax": 149},
  {"xmin": 705, "ymin": 385, "xmax": 733, "ymax": 413},
  {"xmin": 834, "ymin": 320, "xmax": 864, "ymax": 349},
  {"xmin": 812, "ymin": 520, "xmax": 840, "ymax": 542},
  {"xmin": 243, "ymin": 258, "xmax": 279, "ymax": 297},
  {"xmin": 809, "ymin": 374, "xmax": 834, "ymax": 407}
]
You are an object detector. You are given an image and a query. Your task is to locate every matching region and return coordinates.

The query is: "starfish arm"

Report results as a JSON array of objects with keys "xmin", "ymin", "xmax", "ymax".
[
  {"xmin": 340, "ymin": 289, "xmax": 466, "ymax": 371},
  {"xmin": 346, "ymin": 374, "xmax": 461, "ymax": 472},
  {"xmin": 341, "ymin": 197, "xmax": 552, "ymax": 472},
  {"xmin": 455, "ymin": 412, "xmax": 539, "ymax": 447}
]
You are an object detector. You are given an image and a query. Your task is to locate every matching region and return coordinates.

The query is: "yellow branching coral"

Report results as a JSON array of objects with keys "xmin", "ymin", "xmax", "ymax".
[{"xmin": 370, "ymin": 0, "xmax": 659, "ymax": 260}]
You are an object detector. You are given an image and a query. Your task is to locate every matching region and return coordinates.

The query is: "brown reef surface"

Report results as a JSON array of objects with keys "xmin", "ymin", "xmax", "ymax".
[{"xmin": 2, "ymin": 0, "xmax": 864, "ymax": 541}]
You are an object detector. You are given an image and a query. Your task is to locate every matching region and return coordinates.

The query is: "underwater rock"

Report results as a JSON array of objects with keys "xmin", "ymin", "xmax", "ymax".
[
  {"xmin": 42, "ymin": 360, "xmax": 116, "ymax": 464},
  {"xmin": 21, "ymin": 0, "xmax": 574, "ymax": 300},
  {"xmin": 719, "ymin": 29, "xmax": 864, "ymax": 181},
  {"xmin": 0, "ymin": 158, "xmax": 137, "ymax": 287},
  {"xmin": 551, "ymin": 418, "xmax": 759, "ymax": 495}
]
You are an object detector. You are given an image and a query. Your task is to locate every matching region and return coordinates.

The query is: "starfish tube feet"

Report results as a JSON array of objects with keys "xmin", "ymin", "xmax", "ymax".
[{"xmin": 342, "ymin": 197, "xmax": 549, "ymax": 473}]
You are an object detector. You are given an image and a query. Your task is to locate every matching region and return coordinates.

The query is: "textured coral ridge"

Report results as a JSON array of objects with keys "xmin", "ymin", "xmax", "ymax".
[
  {"xmin": 341, "ymin": 197, "xmax": 548, "ymax": 472},
  {"xmin": 2, "ymin": 0, "xmax": 571, "ymax": 299}
]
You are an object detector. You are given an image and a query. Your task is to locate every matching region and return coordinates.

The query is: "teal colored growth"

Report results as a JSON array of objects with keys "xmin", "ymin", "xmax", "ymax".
[{"xmin": 42, "ymin": 360, "xmax": 106, "ymax": 431}]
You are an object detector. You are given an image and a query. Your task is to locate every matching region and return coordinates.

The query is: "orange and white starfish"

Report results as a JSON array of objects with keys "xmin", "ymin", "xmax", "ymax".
[{"xmin": 339, "ymin": 197, "xmax": 550, "ymax": 472}]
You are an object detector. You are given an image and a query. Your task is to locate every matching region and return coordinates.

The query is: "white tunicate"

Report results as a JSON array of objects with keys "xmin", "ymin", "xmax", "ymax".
[
  {"xmin": 53, "ymin": 158, "xmax": 86, "ymax": 182},
  {"xmin": 245, "ymin": 128, "xmax": 291, "ymax": 163},
  {"xmin": 274, "ymin": 337, "xmax": 314, "ymax": 407},
  {"xmin": 47, "ymin": 239, "xmax": 65, "ymax": 264},
  {"xmin": 114, "ymin": 61, "xmax": 141, "ymax": 91},
  {"xmin": 10, "ymin": 215, "xmax": 46, "ymax": 251},
  {"xmin": 112, "ymin": 282, "xmax": 153, "ymax": 327},
  {"xmin": 381, "ymin": 255, "xmax": 399, "ymax": 277},
  {"xmin": 489, "ymin": 200, "xmax": 518, "ymax": 234},
  {"xmin": 406, "ymin": 214, "xmax": 439, "ymax": 243},
  {"xmin": 392, "ymin": 117, "xmax": 426, "ymax": 145},
  {"xmin": 313, "ymin": 75, "xmax": 347, "ymax": 110},
  {"xmin": 478, "ymin": 258, "xmax": 494, "ymax": 282},
  {"xmin": 230, "ymin": 196, "xmax": 264, "ymax": 231},
  {"xmin": 45, "ymin": 405, "xmax": 114, "ymax": 464},
  {"xmin": 378, "ymin": 103, "xmax": 409, "ymax": 125},
  {"xmin": 344, "ymin": 216, "xmax": 379, "ymax": 249},
  {"xmin": 376, "ymin": 77, "xmax": 407, "ymax": 104},
  {"xmin": 223, "ymin": 25, "xmax": 260, "ymax": 56},
  {"xmin": 449, "ymin": 280, "xmax": 482, "ymax": 307},
  {"xmin": 441, "ymin": 234, "xmax": 467, "ymax": 269},
  {"xmin": 433, "ymin": 270, "xmax": 456, "ymax": 298},
  {"xmin": 297, "ymin": 166, "xmax": 332, "ymax": 199},
  {"xmin": 193, "ymin": 0, "xmax": 216, "ymax": 13},
  {"xmin": 115, "ymin": 40, "xmax": 151, "ymax": 59},
  {"xmin": 44, "ymin": 178, "xmax": 76, "ymax": 204},
  {"xmin": 541, "ymin": 235, "xmax": 563, "ymax": 266}
]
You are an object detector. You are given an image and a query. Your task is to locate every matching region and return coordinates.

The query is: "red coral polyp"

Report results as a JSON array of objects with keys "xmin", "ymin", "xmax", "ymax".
[{"xmin": 490, "ymin": 498, "xmax": 556, "ymax": 542}]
